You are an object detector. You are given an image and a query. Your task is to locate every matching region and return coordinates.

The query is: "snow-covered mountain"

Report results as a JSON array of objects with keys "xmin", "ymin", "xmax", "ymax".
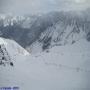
[
  {"xmin": 0, "ymin": 10, "xmax": 90, "ymax": 90},
  {"xmin": 25, "ymin": 11, "xmax": 90, "ymax": 53},
  {"xmin": 0, "ymin": 14, "xmax": 38, "ymax": 28},
  {"xmin": 0, "ymin": 11, "xmax": 90, "ymax": 53}
]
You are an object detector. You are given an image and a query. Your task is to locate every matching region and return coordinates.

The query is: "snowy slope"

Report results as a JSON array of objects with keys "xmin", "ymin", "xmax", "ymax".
[
  {"xmin": 0, "ymin": 38, "xmax": 90, "ymax": 90},
  {"xmin": 28, "ymin": 20, "xmax": 86, "ymax": 53},
  {"xmin": 0, "ymin": 37, "xmax": 29, "ymax": 57}
]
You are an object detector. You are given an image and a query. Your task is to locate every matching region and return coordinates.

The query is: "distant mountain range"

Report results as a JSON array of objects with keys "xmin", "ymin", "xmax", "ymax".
[{"xmin": 0, "ymin": 10, "xmax": 90, "ymax": 52}]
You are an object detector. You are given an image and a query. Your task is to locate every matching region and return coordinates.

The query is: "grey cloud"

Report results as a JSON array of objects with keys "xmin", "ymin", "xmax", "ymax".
[{"xmin": 0, "ymin": 0, "xmax": 90, "ymax": 15}]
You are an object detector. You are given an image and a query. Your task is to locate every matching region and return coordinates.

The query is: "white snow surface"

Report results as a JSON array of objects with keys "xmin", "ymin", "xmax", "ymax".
[{"xmin": 0, "ymin": 38, "xmax": 90, "ymax": 90}]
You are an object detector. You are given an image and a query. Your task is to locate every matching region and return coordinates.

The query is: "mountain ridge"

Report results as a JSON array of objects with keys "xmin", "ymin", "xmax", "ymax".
[{"xmin": 0, "ymin": 10, "xmax": 90, "ymax": 52}]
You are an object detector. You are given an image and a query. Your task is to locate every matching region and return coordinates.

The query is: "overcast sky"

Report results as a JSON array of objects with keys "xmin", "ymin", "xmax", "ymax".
[{"xmin": 0, "ymin": 0, "xmax": 90, "ymax": 15}]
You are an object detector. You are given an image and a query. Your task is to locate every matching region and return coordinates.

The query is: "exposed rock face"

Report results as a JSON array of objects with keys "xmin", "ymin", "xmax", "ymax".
[{"xmin": 0, "ymin": 44, "xmax": 13, "ymax": 66}]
